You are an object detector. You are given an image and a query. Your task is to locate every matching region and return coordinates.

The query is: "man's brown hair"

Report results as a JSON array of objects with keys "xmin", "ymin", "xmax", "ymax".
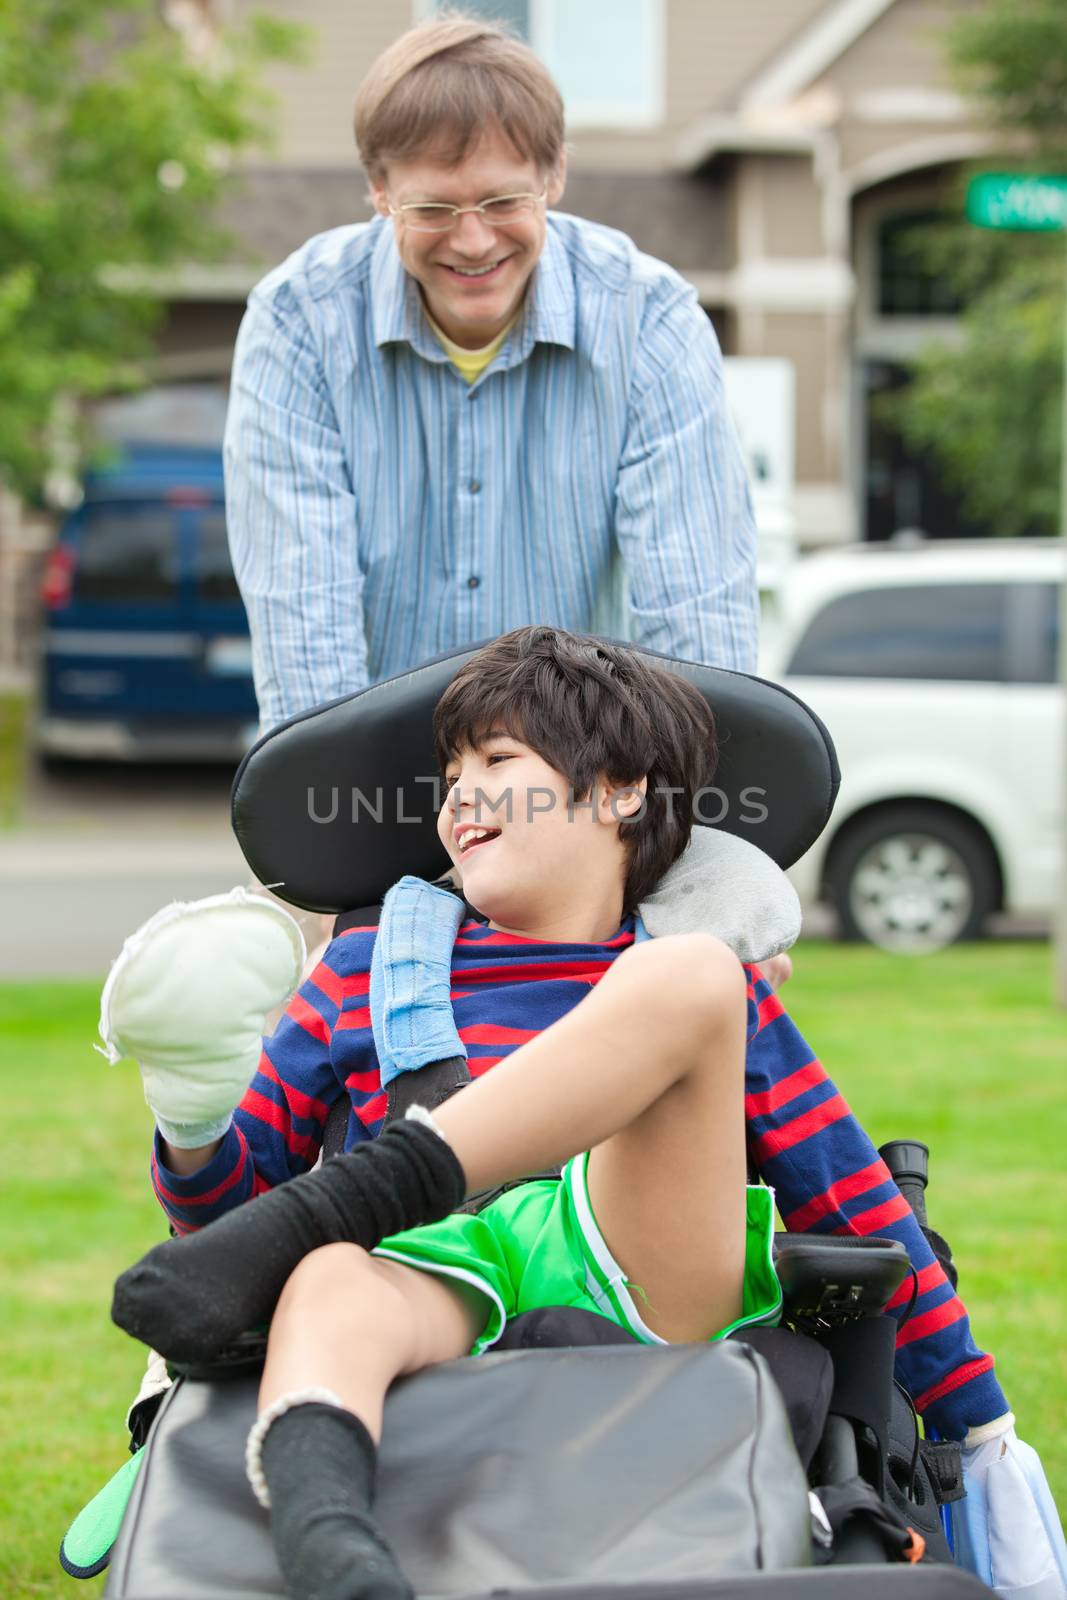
[
  {"xmin": 433, "ymin": 626, "xmax": 717, "ymax": 910},
  {"xmin": 354, "ymin": 12, "xmax": 565, "ymax": 182}
]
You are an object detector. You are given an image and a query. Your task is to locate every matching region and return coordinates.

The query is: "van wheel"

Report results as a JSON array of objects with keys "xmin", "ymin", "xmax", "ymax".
[{"xmin": 827, "ymin": 807, "xmax": 998, "ymax": 952}]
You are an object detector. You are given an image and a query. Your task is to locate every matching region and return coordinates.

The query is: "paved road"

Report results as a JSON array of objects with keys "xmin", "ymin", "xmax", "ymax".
[
  {"xmin": 2, "ymin": 756, "xmax": 262, "ymax": 978},
  {"xmin": 0, "ymin": 833, "xmax": 258, "ymax": 978}
]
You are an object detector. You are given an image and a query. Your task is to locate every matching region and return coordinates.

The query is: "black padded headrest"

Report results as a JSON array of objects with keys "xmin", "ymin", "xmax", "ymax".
[{"xmin": 231, "ymin": 642, "xmax": 839, "ymax": 914}]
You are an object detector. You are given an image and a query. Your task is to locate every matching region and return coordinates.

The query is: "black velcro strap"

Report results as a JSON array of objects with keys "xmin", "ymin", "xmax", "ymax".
[
  {"xmin": 385, "ymin": 1057, "xmax": 471, "ymax": 1124},
  {"xmin": 920, "ymin": 1439, "xmax": 966, "ymax": 1504},
  {"xmin": 921, "ymin": 1224, "xmax": 959, "ymax": 1290},
  {"xmin": 458, "ymin": 1169, "xmax": 562, "ymax": 1216},
  {"xmin": 332, "ymin": 903, "xmax": 384, "ymax": 937}
]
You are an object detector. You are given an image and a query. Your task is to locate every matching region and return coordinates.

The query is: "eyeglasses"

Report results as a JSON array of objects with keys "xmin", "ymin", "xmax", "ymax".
[{"xmin": 387, "ymin": 189, "xmax": 547, "ymax": 233}]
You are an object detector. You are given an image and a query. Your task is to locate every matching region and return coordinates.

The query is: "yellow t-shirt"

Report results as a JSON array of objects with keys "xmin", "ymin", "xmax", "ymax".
[{"xmin": 426, "ymin": 310, "xmax": 519, "ymax": 385}]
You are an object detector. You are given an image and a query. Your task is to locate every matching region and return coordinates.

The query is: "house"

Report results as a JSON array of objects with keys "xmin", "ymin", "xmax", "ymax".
[{"xmin": 151, "ymin": 0, "xmax": 997, "ymax": 549}]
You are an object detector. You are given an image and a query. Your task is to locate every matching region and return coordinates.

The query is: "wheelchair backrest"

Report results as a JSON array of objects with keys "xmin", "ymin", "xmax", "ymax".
[{"xmin": 230, "ymin": 640, "xmax": 839, "ymax": 913}]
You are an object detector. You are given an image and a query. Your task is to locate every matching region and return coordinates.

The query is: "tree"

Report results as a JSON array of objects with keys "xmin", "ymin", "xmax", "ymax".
[
  {"xmin": 890, "ymin": 0, "xmax": 1067, "ymax": 535},
  {"xmin": 0, "ymin": 0, "xmax": 306, "ymax": 497}
]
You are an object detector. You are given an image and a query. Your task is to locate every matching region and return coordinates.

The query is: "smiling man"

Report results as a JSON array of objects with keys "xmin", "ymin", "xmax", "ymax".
[
  {"xmin": 374, "ymin": 126, "xmax": 562, "ymax": 356},
  {"xmin": 224, "ymin": 12, "xmax": 759, "ymax": 735}
]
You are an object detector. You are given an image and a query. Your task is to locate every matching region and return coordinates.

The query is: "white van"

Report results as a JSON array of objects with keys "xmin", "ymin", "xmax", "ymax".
[{"xmin": 762, "ymin": 540, "xmax": 1064, "ymax": 950}]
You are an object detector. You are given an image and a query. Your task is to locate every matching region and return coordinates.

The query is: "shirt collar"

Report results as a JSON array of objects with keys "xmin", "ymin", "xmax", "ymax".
[
  {"xmin": 510, "ymin": 220, "xmax": 576, "ymax": 360},
  {"xmin": 371, "ymin": 215, "xmax": 576, "ymax": 364}
]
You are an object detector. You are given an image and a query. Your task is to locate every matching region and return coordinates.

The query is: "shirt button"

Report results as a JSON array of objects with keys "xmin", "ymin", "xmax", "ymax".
[
  {"xmin": 469, "ymin": 479, "xmax": 481, "ymax": 494},
  {"xmin": 467, "ymin": 575, "xmax": 480, "ymax": 590}
]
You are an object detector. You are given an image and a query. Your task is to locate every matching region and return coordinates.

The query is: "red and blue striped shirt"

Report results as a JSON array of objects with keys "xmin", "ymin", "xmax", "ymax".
[{"xmin": 151, "ymin": 916, "xmax": 1007, "ymax": 1439}]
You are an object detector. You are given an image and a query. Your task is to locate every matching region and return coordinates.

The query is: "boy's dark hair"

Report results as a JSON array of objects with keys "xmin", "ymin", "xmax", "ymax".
[{"xmin": 433, "ymin": 626, "xmax": 717, "ymax": 909}]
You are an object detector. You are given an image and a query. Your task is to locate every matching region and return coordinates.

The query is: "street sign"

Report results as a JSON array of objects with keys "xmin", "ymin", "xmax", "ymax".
[{"xmin": 966, "ymin": 173, "xmax": 1067, "ymax": 231}]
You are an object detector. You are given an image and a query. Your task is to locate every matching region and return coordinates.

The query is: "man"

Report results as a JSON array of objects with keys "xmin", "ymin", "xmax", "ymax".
[{"xmin": 224, "ymin": 13, "xmax": 758, "ymax": 735}]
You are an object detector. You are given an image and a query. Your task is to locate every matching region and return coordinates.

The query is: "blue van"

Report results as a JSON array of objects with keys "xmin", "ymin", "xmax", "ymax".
[{"xmin": 37, "ymin": 445, "xmax": 258, "ymax": 761}]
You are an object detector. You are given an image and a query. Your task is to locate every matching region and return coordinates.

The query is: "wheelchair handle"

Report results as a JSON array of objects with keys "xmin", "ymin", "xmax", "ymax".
[{"xmin": 880, "ymin": 1139, "xmax": 929, "ymax": 1229}]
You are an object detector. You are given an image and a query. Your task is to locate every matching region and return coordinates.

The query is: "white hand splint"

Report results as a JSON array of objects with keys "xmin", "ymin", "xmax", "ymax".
[
  {"xmin": 99, "ymin": 889, "xmax": 306, "ymax": 1147},
  {"xmin": 955, "ymin": 1414, "xmax": 1067, "ymax": 1599}
]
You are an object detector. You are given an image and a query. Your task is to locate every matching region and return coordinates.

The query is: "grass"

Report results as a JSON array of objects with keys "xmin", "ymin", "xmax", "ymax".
[
  {"xmin": 2, "ymin": 944, "xmax": 1065, "ymax": 1596},
  {"xmin": 783, "ymin": 941, "xmax": 1067, "ymax": 1507}
]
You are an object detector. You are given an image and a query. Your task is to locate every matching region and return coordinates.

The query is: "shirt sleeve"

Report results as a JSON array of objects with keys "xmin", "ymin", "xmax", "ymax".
[
  {"xmin": 223, "ymin": 279, "xmax": 371, "ymax": 733},
  {"xmin": 151, "ymin": 936, "xmax": 377, "ymax": 1233},
  {"xmin": 613, "ymin": 279, "xmax": 760, "ymax": 673},
  {"xmin": 743, "ymin": 964, "xmax": 1010, "ymax": 1440}
]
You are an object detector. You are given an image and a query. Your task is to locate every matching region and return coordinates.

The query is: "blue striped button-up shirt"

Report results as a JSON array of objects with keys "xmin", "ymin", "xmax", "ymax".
[{"xmin": 224, "ymin": 211, "xmax": 758, "ymax": 731}]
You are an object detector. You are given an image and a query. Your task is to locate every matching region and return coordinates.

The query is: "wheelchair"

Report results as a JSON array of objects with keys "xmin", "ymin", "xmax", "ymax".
[{"xmin": 96, "ymin": 643, "xmax": 993, "ymax": 1599}]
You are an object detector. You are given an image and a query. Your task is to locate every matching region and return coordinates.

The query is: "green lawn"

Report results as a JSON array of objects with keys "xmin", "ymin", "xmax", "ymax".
[{"xmin": 2, "ymin": 945, "xmax": 1065, "ymax": 1597}]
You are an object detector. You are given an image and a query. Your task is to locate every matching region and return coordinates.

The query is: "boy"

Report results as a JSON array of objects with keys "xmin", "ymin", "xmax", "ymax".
[{"xmin": 113, "ymin": 628, "xmax": 1013, "ymax": 1600}]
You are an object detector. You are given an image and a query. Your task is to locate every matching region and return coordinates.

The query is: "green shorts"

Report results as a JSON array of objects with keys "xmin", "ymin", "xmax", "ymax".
[{"xmin": 373, "ymin": 1152, "xmax": 782, "ymax": 1355}]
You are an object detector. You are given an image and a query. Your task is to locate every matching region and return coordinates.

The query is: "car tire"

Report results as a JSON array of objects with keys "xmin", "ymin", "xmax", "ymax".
[{"xmin": 826, "ymin": 806, "xmax": 999, "ymax": 953}]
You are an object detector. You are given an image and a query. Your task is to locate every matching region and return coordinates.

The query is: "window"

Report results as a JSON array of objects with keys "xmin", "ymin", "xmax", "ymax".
[
  {"xmin": 1008, "ymin": 581, "xmax": 1062, "ymax": 685},
  {"xmin": 448, "ymin": 0, "xmax": 529, "ymax": 31},
  {"xmin": 422, "ymin": 0, "xmax": 663, "ymax": 127},
  {"xmin": 1033, "ymin": 582, "xmax": 1061, "ymax": 686},
  {"xmin": 74, "ymin": 504, "xmax": 181, "ymax": 603},
  {"xmin": 538, "ymin": 0, "xmax": 662, "ymax": 127},
  {"xmin": 877, "ymin": 212, "xmax": 964, "ymax": 318},
  {"xmin": 787, "ymin": 584, "xmax": 1008, "ymax": 681},
  {"xmin": 196, "ymin": 509, "xmax": 241, "ymax": 602}
]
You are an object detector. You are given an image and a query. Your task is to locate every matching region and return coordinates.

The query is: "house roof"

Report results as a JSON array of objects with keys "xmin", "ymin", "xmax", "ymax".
[
  {"xmin": 677, "ymin": 0, "xmax": 900, "ymax": 169},
  {"xmin": 739, "ymin": 0, "xmax": 898, "ymax": 112}
]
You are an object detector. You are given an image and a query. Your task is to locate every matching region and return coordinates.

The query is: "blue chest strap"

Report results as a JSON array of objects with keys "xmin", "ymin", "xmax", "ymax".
[
  {"xmin": 369, "ymin": 875, "xmax": 650, "ymax": 1080},
  {"xmin": 369, "ymin": 876, "xmax": 466, "ymax": 1086}
]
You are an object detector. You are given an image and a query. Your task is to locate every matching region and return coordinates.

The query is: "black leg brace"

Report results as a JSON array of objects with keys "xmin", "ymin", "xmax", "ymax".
[
  {"xmin": 261, "ymin": 1404, "xmax": 411, "ymax": 1600},
  {"xmin": 111, "ymin": 1119, "xmax": 466, "ymax": 1364}
]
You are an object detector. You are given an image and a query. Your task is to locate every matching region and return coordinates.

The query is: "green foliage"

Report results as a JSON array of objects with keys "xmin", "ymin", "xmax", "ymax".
[
  {"xmin": 888, "ymin": 237, "xmax": 1064, "ymax": 535},
  {"xmin": 947, "ymin": 0, "xmax": 1067, "ymax": 161},
  {"xmin": 0, "ymin": 691, "xmax": 29, "ymax": 826},
  {"xmin": 0, "ymin": 1, "xmax": 308, "ymax": 496},
  {"xmin": 890, "ymin": 0, "xmax": 1067, "ymax": 534}
]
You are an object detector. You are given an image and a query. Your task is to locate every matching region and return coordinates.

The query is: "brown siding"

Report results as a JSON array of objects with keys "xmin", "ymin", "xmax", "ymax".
[
  {"xmin": 550, "ymin": 0, "xmax": 831, "ymax": 169},
  {"xmin": 819, "ymin": 0, "xmax": 964, "ymax": 101},
  {"xmin": 230, "ymin": 0, "xmax": 835, "ymax": 175},
  {"xmin": 232, "ymin": 0, "xmax": 410, "ymax": 170},
  {"xmin": 760, "ymin": 156, "xmax": 825, "ymax": 259},
  {"xmin": 746, "ymin": 312, "xmax": 840, "ymax": 482},
  {"xmin": 666, "ymin": 0, "xmax": 830, "ymax": 119},
  {"xmin": 836, "ymin": 117, "xmax": 984, "ymax": 179}
]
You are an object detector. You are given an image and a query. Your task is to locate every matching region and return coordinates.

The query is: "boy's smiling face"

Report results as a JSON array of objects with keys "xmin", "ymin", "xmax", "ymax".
[{"xmin": 437, "ymin": 732, "xmax": 645, "ymax": 944}]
